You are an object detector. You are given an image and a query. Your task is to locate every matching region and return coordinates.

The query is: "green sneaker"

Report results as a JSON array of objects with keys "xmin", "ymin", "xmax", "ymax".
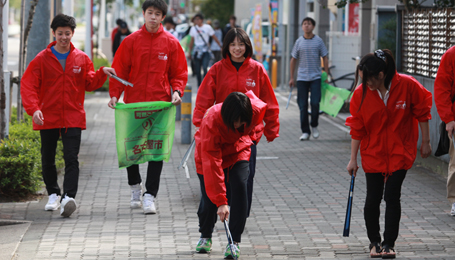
[
  {"xmin": 224, "ymin": 243, "xmax": 240, "ymax": 259},
  {"xmin": 196, "ymin": 238, "xmax": 212, "ymax": 253}
]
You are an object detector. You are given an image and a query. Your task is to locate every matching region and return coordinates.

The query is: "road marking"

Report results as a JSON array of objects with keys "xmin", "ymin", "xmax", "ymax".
[{"xmin": 257, "ymin": 156, "xmax": 279, "ymax": 160}]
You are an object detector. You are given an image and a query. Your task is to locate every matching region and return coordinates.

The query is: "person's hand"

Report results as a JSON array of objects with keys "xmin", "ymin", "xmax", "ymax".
[
  {"xmin": 420, "ymin": 140, "xmax": 432, "ymax": 158},
  {"xmin": 103, "ymin": 67, "xmax": 117, "ymax": 76},
  {"xmin": 217, "ymin": 204, "xmax": 229, "ymax": 222},
  {"xmin": 108, "ymin": 97, "xmax": 118, "ymax": 109},
  {"xmin": 171, "ymin": 91, "xmax": 182, "ymax": 106},
  {"xmin": 289, "ymin": 78, "xmax": 295, "ymax": 88},
  {"xmin": 346, "ymin": 160, "xmax": 359, "ymax": 177},
  {"xmin": 33, "ymin": 110, "xmax": 44, "ymax": 125},
  {"xmin": 447, "ymin": 121, "xmax": 455, "ymax": 137}
]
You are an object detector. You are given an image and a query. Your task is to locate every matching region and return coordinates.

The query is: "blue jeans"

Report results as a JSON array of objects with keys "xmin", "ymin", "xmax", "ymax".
[
  {"xmin": 193, "ymin": 52, "xmax": 211, "ymax": 87},
  {"xmin": 296, "ymin": 79, "xmax": 321, "ymax": 134}
]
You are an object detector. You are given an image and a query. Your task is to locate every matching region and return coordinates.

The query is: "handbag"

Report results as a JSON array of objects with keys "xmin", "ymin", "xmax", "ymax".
[
  {"xmin": 435, "ymin": 95, "xmax": 455, "ymax": 156},
  {"xmin": 195, "ymin": 27, "xmax": 215, "ymax": 60}
]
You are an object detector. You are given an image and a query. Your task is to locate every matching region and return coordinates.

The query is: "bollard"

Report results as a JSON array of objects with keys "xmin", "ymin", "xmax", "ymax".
[
  {"xmin": 272, "ymin": 58, "xmax": 278, "ymax": 89},
  {"xmin": 181, "ymin": 85, "xmax": 192, "ymax": 144},
  {"xmin": 175, "ymin": 100, "xmax": 181, "ymax": 121}
]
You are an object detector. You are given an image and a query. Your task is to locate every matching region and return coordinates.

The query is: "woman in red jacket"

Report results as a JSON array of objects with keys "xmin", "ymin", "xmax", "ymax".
[
  {"xmin": 346, "ymin": 49, "xmax": 432, "ymax": 258},
  {"xmin": 193, "ymin": 28, "xmax": 280, "ymax": 219},
  {"xmin": 194, "ymin": 91, "xmax": 266, "ymax": 259}
]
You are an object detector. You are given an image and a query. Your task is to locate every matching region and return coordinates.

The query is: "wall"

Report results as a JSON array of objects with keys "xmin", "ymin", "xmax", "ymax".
[{"xmin": 412, "ymin": 75, "xmax": 450, "ymax": 176}]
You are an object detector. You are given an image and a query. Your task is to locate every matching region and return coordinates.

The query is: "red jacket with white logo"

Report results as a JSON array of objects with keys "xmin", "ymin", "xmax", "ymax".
[
  {"xmin": 435, "ymin": 46, "xmax": 455, "ymax": 123},
  {"xmin": 109, "ymin": 24, "xmax": 188, "ymax": 103},
  {"xmin": 194, "ymin": 91, "xmax": 267, "ymax": 207},
  {"xmin": 345, "ymin": 73, "xmax": 432, "ymax": 174},
  {"xmin": 21, "ymin": 42, "xmax": 107, "ymax": 130},
  {"xmin": 193, "ymin": 57, "xmax": 279, "ymax": 143}
]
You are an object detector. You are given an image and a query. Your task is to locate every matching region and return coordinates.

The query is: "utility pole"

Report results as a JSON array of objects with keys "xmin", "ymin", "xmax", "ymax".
[{"xmin": 0, "ymin": 0, "xmax": 7, "ymax": 140}]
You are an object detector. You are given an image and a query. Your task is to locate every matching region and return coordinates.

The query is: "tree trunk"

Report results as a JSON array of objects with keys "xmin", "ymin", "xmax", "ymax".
[
  {"xmin": 17, "ymin": 0, "xmax": 39, "ymax": 122},
  {"xmin": 0, "ymin": 0, "xmax": 5, "ymax": 140}
]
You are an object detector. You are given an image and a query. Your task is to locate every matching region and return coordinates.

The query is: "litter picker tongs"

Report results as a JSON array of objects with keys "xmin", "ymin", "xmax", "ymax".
[{"xmin": 111, "ymin": 74, "xmax": 134, "ymax": 87}]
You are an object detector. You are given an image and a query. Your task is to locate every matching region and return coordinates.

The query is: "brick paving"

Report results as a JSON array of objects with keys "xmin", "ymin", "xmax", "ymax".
[{"xmin": 1, "ymin": 76, "xmax": 455, "ymax": 259}]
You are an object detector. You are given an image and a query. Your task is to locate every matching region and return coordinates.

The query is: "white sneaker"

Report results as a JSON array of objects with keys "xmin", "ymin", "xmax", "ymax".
[
  {"xmin": 130, "ymin": 183, "xmax": 142, "ymax": 209},
  {"xmin": 44, "ymin": 193, "xmax": 61, "ymax": 211},
  {"xmin": 312, "ymin": 127, "xmax": 320, "ymax": 139},
  {"xmin": 299, "ymin": 133, "xmax": 310, "ymax": 141},
  {"xmin": 451, "ymin": 203, "xmax": 455, "ymax": 216},
  {"xmin": 143, "ymin": 194, "xmax": 156, "ymax": 214},
  {"xmin": 60, "ymin": 195, "xmax": 77, "ymax": 217}
]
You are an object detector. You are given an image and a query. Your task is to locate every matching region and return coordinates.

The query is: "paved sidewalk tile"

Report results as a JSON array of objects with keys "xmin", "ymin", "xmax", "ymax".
[{"xmin": 1, "ymin": 76, "xmax": 455, "ymax": 259}]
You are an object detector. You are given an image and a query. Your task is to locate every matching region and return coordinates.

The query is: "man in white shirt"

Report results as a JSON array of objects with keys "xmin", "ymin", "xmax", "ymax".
[{"xmin": 189, "ymin": 13, "xmax": 221, "ymax": 87}]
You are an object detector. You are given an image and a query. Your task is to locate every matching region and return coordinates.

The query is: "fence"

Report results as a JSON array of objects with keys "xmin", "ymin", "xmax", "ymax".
[{"xmin": 402, "ymin": 8, "xmax": 455, "ymax": 78}]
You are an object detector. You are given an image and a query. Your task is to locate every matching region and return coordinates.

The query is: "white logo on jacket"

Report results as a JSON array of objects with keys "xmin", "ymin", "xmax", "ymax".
[
  {"xmin": 395, "ymin": 101, "xmax": 406, "ymax": 109},
  {"xmin": 246, "ymin": 78, "xmax": 256, "ymax": 87},
  {"xmin": 158, "ymin": 53, "xmax": 168, "ymax": 60},
  {"xmin": 73, "ymin": 66, "xmax": 81, "ymax": 74}
]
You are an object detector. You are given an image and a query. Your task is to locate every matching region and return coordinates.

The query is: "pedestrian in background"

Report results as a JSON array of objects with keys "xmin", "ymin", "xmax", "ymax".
[
  {"xmin": 210, "ymin": 19, "xmax": 223, "ymax": 64},
  {"xmin": 111, "ymin": 18, "xmax": 124, "ymax": 55},
  {"xmin": 434, "ymin": 45, "xmax": 455, "ymax": 217},
  {"xmin": 189, "ymin": 13, "xmax": 222, "ymax": 87},
  {"xmin": 346, "ymin": 49, "xmax": 432, "ymax": 258},
  {"xmin": 193, "ymin": 28, "xmax": 279, "ymax": 225},
  {"xmin": 112, "ymin": 21, "xmax": 131, "ymax": 56},
  {"xmin": 163, "ymin": 16, "xmax": 178, "ymax": 39},
  {"xmin": 194, "ymin": 91, "xmax": 266, "ymax": 259},
  {"xmin": 108, "ymin": 0, "xmax": 187, "ymax": 215},
  {"xmin": 21, "ymin": 13, "xmax": 115, "ymax": 218},
  {"xmin": 289, "ymin": 17, "xmax": 328, "ymax": 141},
  {"xmin": 223, "ymin": 15, "xmax": 240, "ymax": 39}
]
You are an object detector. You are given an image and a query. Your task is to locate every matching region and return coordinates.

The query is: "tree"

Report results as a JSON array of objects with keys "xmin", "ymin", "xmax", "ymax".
[{"xmin": 198, "ymin": 0, "xmax": 234, "ymax": 27}]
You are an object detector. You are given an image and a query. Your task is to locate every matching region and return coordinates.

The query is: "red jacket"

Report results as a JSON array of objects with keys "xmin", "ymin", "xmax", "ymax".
[
  {"xmin": 346, "ymin": 73, "xmax": 432, "ymax": 174},
  {"xmin": 109, "ymin": 24, "xmax": 188, "ymax": 103},
  {"xmin": 193, "ymin": 57, "xmax": 279, "ymax": 143},
  {"xmin": 194, "ymin": 91, "xmax": 267, "ymax": 207},
  {"xmin": 21, "ymin": 42, "xmax": 107, "ymax": 130},
  {"xmin": 435, "ymin": 46, "xmax": 455, "ymax": 123}
]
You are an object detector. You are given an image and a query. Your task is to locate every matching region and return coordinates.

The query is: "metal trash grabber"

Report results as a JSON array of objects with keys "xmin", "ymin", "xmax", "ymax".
[
  {"xmin": 223, "ymin": 220, "xmax": 238, "ymax": 260},
  {"xmin": 343, "ymin": 172, "xmax": 355, "ymax": 237},
  {"xmin": 177, "ymin": 139, "xmax": 195, "ymax": 178},
  {"xmin": 286, "ymin": 87, "xmax": 293, "ymax": 110},
  {"xmin": 110, "ymin": 74, "xmax": 134, "ymax": 87}
]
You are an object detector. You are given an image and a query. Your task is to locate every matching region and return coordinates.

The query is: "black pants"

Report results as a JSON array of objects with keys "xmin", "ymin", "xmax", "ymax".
[
  {"xmin": 197, "ymin": 161, "xmax": 249, "ymax": 242},
  {"xmin": 40, "ymin": 128, "xmax": 81, "ymax": 199},
  {"xmin": 126, "ymin": 161, "xmax": 163, "ymax": 197},
  {"xmin": 364, "ymin": 170, "xmax": 407, "ymax": 247},
  {"xmin": 247, "ymin": 143, "xmax": 257, "ymax": 216}
]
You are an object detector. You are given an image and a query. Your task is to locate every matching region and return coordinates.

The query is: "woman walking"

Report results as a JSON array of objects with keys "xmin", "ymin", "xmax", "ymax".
[
  {"xmin": 346, "ymin": 49, "xmax": 432, "ymax": 258},
  {"xmin": 193, "ymin": 28, "xmax": 280, "ymax": 219}
]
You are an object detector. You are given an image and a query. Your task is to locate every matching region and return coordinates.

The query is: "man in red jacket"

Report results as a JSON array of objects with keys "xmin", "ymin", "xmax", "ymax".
[
  {"xmin": 435, "ymin": 46, "xmax": 455, "ymax": 216},
  {"xmin": 21, "ymin": 14, "xmax": 115, "ymax": 218},
  {"xmin": 108, "ymin": 0, "xmax": 188, "ymax": 215}
]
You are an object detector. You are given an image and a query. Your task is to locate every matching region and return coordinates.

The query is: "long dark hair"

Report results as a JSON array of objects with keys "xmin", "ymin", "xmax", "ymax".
[{"xmin": 353, "ymin": 49, "xmax": 396, "ymax": 110}]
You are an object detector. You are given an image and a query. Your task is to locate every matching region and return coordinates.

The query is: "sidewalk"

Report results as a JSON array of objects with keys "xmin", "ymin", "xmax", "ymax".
[{"xmin": 1, "ymin": 75, "xmax": 455, "ymax": 259}]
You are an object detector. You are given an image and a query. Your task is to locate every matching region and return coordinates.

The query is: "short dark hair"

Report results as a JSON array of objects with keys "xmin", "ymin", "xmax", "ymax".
[
  {"xmin": 222, "ymin": 28, "xmax": 253, "ymax": 59},
  {"xmin": 51, "ymin": 13, "xmax": 76, "ymax": 32},
  {"xmin": 221, "ymin": 92, "xmax": 253, "ymax": 131},
  {"xmin": 142, "ymin": 0, "xmax": 167, "ymax": 16},
  {"xmin": 192, "ymin": 13, "xmax": 204, "ymax": 22},
  {"xmin": 116, "ymin": 19, "xmax": 124, "ymax": 26},
  {"xmin": 164, "ymin": 16, "xmax": 176, "ymax": 26},
  {"xmin": 301, "ymin": 17, "xmax": 316, "ymax": 26},
  {"xmin": 230, "ymin": 15, "xmax": 237, "ymax": 21}
]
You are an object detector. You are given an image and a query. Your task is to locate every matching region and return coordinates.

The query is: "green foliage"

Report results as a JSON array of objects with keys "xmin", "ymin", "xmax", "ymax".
[
  {"xmin": 434, "ymin": 0, "xmax": 455, "ymax": 7},
  {"xmin": 333, "ymin": 0, "xmax": 370, "ymax": 8},
  {"xmin": 198, "ymin": 0, "xmax": 234, "ymax": 28},
  {"xmin": 93, "ymin": 57, "xmax": 111, "ymax": 91},
  {"xmin": 9, "ymin": 0, "xmax": 21, "ymax": 9},
  {"xmin": 0, "ymin": 107, "xmax": 65, "ymax": 198}
]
